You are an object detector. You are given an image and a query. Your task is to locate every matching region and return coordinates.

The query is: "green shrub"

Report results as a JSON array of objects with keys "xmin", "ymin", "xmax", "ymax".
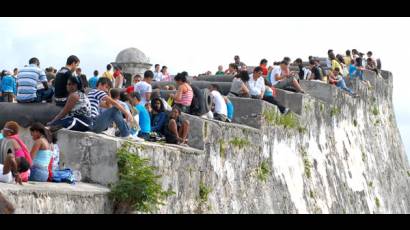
[{"xmin": 109, "ymin": 142, "xmax": 174, "ymax": 213}]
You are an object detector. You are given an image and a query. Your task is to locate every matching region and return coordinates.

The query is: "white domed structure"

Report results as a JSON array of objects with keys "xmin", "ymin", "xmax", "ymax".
[{"xmin": 111, "ymin": 47, "xmax": 152, "ymax": 86}]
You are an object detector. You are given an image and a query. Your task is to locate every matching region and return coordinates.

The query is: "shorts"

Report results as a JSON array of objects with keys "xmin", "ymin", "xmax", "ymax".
[
  {"xmin": 174, "ymin": 103, "xmax": 191, "ymax": 114},
  {"xmin": 214, "ymin": 113, "xmax": 227, "ymax": 122},
  {"xmin": 274, "ymin": 76, "xmax": 296, "ymax": 90},
  {"xmin": 0, "ymin": 164, "xmax": 13, "ymax": 183},
  {"xmin": 51, "ymin": 115, "xmax": 92, "ymax": 132},
  {"xmin": 29, "ymin": 165, "xmax": 49, "ymax": 182}
]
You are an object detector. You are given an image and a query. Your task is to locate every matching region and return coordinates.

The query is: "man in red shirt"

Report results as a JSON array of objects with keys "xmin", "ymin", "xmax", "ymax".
[{"xmin": 259, "ymin": 59, "xmax": 268, "ymax": 76}]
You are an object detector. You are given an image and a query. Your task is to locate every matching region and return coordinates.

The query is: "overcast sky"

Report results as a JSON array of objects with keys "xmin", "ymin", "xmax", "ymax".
[{"xmin": 0, "ymin": 17, "xmax": 409, "ymax": 161}]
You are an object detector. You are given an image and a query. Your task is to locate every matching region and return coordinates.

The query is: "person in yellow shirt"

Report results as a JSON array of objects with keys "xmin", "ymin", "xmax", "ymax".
[
  {"xmin": 329, "ymin": 53, "xmax": 342, "ymax": 72},
  {"xmin": 102, "ymin": 64, "xmax": 114, "ymax": 82},
  {"xmin": 344, "ymin": 50, "xmax": 352, "ymax": 66}
]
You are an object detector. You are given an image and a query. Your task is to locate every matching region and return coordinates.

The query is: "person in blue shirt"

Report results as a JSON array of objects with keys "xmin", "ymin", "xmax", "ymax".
[
  {"xmin": 224, "ymin": 96, "xmax": 234, "ymax": 122},
  {"xmin": 150, "ymin": 97, "xmax": 168, "ymax": 135},
  {"xmin": 1, "ymin": 71, "xmax": 17, "ymax": 102},
  {"xmin": 133, "ymin": 92, "xmax": 151, "ymax": 140},
  {"xmin": 88, "ymin": 70, "xmax": 99, "ymax": 89}
]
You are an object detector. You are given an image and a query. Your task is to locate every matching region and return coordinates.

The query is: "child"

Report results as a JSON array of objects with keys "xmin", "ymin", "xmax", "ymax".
[{"xmin": 0, "ymin": 71, "xmax": 17, "ymax": 102}]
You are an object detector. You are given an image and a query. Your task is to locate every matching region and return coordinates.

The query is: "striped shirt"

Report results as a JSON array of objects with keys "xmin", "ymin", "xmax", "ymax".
[
  {"xmin": 16, "ymin": 64, "xmax": 47, "ymax": 102},
  {"xmin": 88, "ymin": 89, "xmax": 108, "ymax": 118},
  {"xmin": 175, "ymin": 83, "xmax": 193, "ymax": 106}
]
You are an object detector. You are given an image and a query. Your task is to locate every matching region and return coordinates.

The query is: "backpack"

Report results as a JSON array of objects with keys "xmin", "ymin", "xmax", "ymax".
[{"xmin": 52, "ymin": 168, "xmax": 75, "ymax": 184}]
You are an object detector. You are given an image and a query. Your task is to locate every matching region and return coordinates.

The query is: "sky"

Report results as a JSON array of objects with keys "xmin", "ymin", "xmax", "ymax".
[{"xmin": 0, "ymin": 17, "xmax": 409, "ymax": 162}]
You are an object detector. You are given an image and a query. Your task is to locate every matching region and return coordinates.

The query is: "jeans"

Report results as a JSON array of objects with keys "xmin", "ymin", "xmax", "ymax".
[
  {"xmin": 17, "ymin": 88, "xmax": 54, "ymax": 103},
  {"xmin": 263, "ymin": 95, "xmax": 287, "ymax": 114},
  {"xmin": 51, "ymin": 115, "xmax": 92, "ymax": 132},
  {"xmin": 29, "ymin": 165, "xmax": 49, "ymax": 182},
  {"xmin": 90, "ymin": 107, "xmax": 130, "ymax": 137},
  {"xmin": 337, "ymin": 79, "xmax": 354, "ymax": 95}
]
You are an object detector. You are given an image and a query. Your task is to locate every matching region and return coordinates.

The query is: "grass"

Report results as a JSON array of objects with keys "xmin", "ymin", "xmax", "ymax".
[
  {"xmin": 330, "ymin": 107, "xmax": 341, "ymax": 117},
  {"xmin": 320, "ymin": 103, "xmax": 324, "ymax": 112},
  {"xmin": 204, "ymin": 122, "xmax": 208, "ymax": 138},
  {"xmin": 372, "ymin": 106, "xmax": 380, "ymax": 116},
  {"xmin": 218, "ymin": 139, "xmax": 226, "ymax": 158},
  {"xmin": 368, "ymin": 181, "xmax": 373, "ymax": 188},
  {"xmin": 300, "ymin": 147, "xmax": 312, "ymax": 179},
  {"xmin": 229, "ymin": 137, "xmax": 250, "ymax": 149},
  {"xmin": 309, "ymin": 190, "xmax": 315, "ymax": 199},
  {"xmin": 199, "ymin": 182, "xmax": 212, "ymax": 204},
  {"xmin": 353, "ymin": 119, "xmax": 358, "ymax": 127},
  {"xmin": 407, "ymin": 171, "xmax": 410, "ymax": 177},
  {"xmin": 375, "ymin": 197, "xmax": 380, "ymax": 208},
  {"xmin": 362, "ymin": 152, "xmax": 367, "ymax": 162},
  {"xmin": 257, "ymin": 160, "xmax": 270, "ymax": 183},
  {"xmin": 263, "ymin": 108, "xmax": 299, "ymax": 129},
  {"xmin": 109, "ymin": 142, "xmax": 174, "ymax": 214},
  {"xmin": 374, "ymin": 119, "xmax": 381, "ymax": 126}
]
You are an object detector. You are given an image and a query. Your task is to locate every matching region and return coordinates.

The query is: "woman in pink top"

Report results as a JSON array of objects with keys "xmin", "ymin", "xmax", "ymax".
[
  {"xmin": 1, "ymin": 121, "xmax": 32, "ymax": 183},
  {"xmin": 161, "ymin": 66, "xmax": 171, "ymax": 82},
  {"xmin": 169, "ymin": 72, "xmax": 193, "ymax": 113}
]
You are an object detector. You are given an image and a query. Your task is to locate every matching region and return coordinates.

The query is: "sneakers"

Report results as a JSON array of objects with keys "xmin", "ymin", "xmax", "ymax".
[{"xmin": 122, "ymin": 135, "xmax": 145, "ymax": 142}]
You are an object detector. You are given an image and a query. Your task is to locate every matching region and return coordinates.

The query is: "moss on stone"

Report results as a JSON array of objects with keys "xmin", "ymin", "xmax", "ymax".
[
  {"xmin": 330, "ymin": 107, "xmax": 341, "ymax": 117},
  {"xmin": 257, "ymin": 160, "xmax": 270, "ymax": 183},
  {"xmin": 229, "ymin": 137, "xmax": 250, "ymax": 150}
]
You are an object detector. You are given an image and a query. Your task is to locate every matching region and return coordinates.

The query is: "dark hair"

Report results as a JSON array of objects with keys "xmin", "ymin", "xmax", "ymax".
[
  {"xmin": 336, "ymin": 54, "xmax": 345, "ymax": 64},
  {"xmin": 174, "ymin": 71, "xmax": 188, "ymax": 82},
  {"xmin": 29, "ymin": 122, "xmax": 51, "ymax": 143},
  {"xmin": 17, "ymin": 157, "xmax": 30, "ymax": 173},
  {"xmin": 94, "ymin": 70, "xmax": 99, "ymax": 76},
  {"xmin": 350, "ymin": 59, "xmax": 355, "ymax": 65},
  {"xmin": 66, "ymin": 55, "xmax": 80, "ymax": 65},
  {"xmin": 283, "ymin": 57, "xmax": 291, "ymax": 63},
  {"xmin": 76, "ymin": 67, "xmax": 82, "ymax": 72},
  {"xmin": 253, "ymin": 66, "xmax": 263, "ymax": 73},
  {"xmin": 327, "ymin": 49, "xmax": 334, "ymax": 54},
  {"xmin": 96, "ymin": 77, "xmax": 113, "ymax": 88},
  {"xmin": 161, "ymin": 66, "xmax": 167, "ymax": 73},
  {"xmin": 29, "ymin": 57, "xmax": 40, "ymax": 65},
  {"xmin": 13, "ymin": 68, "xmax": 18, "ymax": 72},
  {"xmin": 210, "ymin": 84, "xmax": 220, "ymax": 92},
  {"xmin": 172, "ymin": 106, "xmax": 181, "ymax": 114},
  {"xmin": 367, "ymin": 51, "xmax": 373, "ymax": 56},
  {"xmin": 110, "ymin": 88, "xmax": 121, "ymax": 99},
  {"xmin": 280, "ymin": 60, "xmax": 289, "ymax": 65},
  {"xmin": 151, "ymin": 97, "xmax": 165, "ymax": 113},
  {"xmin": 155, "ymin": 64, "xmax": 160, "ymax": 68},
  {"xmin": 329, "ymin": 52, "xmax": 336, "ymax": 60},
  {"xmin": 133, "ymin": 74, "xmax": 141, "ymax": 80},
  {"xmin": 334, "ymin": 67, "xmax": 340, "ymax": 72},
  {"xmin": 352, "ymin": 49, "xmax": 358, "ymax": 54},
  {"xmin": 260, "ymin": 59, "xmax": 268, "ymax": 65},
  {"xmin": 106, "ymin": 64, "xmax": 112, "ymax": 71},
  {"xmin": 346, "ymin": 50, "xmax": 351, "ymax": 56},
  {"xmin": 51, "ymin": 132, "xmax": 58, "ymax": 144},
  {"xmin": 67, "ymin": 76, "xmax": 84, "ymax": 92},
  {"xmin": 128, "ymin": 91, "xmax": 142, "ymax": 101},
  {"xmin": 144, "ymin": 70, "xmax": 154, "ymax": 79},
  {"xmin": 120, "ymin": 91, "xmax": 129, "ymax": 102},
  {"xmin": 236, "ymin": 70, "xmax": 250, "ymax": 83},
  {"xmin": 309, "ymin": 59, "xmax": 316, "ymax": 65},
  {"xmin": 273, "ymin": 61, "xmax": 281, "ymax": 65},
  {"xmin": 229, "ymin": 63, "xmax": 238, "ymax": 70},
  {"xmin": 295, "ymin": 58, "xmax": 303, "ymax": 64}
]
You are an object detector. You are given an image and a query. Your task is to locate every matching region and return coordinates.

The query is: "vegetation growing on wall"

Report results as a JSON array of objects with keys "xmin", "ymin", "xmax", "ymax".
[{"xmin": 109, "ymin": 142, "xmax": 174, "ymax": 214}]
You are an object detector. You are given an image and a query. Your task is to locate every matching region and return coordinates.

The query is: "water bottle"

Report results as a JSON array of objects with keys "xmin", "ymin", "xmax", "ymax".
[{"xmin": 73, "ymin": 170, "xmax": 82, "ymax": 182}]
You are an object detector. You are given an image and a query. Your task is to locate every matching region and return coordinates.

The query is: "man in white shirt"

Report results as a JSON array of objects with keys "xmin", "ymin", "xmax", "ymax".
[
  {"xmin": 208, "ymin": 84, "xmax": 228, "ymax": 122},
  {"xmin": 248, "ymin": 67, "xmax": 266, "ymax": 99},
  {"xmin": 153, "ymin": 64, "xmax": 163, "ymax": 81},
  {"xmin": 134, "ymin": 70, "xmax": 153, "ymax": 106}
]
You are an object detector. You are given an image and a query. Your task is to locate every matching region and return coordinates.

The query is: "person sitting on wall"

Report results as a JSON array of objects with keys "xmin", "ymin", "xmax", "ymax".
[
  {"xmin": 169, "ymin": 72, "xmax": 193, "ymax": 114},
  {"xmin": 28, "ymin": 123, "xmax": 53, "ymax": 182},
  {"xmin": 329, "ymin": 67, "xmax": 357, "ymax": 97},
  {"xmin": 208, "ymin": 84, "xmax": 228, "ymax": 122},
  {"xmin": 88, "ymin": 70, "xmax": 99, "ymax": 90},
  {"xmin": 132, "ymin": 92, "xmax": 151, "ymax": 140},
  {"xmin": 224, "ymin": 63, "xmax": 238, "ymax": 76},
  {"xmin": 54, "ymin": 55, "xmax": 81, "ymax": 107},
  {"xmin": 228, "ymin": 70, "xmax": 250, "ymax": 98},
  {"xmin": 126, "ymin": 74, "xmax": 142, "ymax": 94},
  {"xmin": 134, "ymin": 70, "xmax": 153, "ymax": 106},
  {"xmin": 16, "ymin": 57, "xmax": 54, "ymax": 103},
  {"xmin": 0, "ymin": 121, "xmax": 32, "ymax": 184},
  {"xmin": 215, "ymin": 65, "xmax": 224, "ymax": 76},
  {"xmin": 224, "ymin": 96, "xmax": 234, "ymax": 123},
  {"xmin": 0, "ymin": 121, "xmax": 32, "ymax": 183},
  {"xmin": 259, "ymin": 59, "xmax": 268, "ymax": 76},
  {"xmin": 87, "ymin": 77, "xmax": 133, "ymax": 138},
  {"xmin": 150, "ymin": 97, "xmax": 169, "ymax": 138},
  {"xmin": 269, "ymin": 60, "xmax": 305, "ymax": 93},
  {"xmin": 163, "ymin": 107, "xmax": 190, "ymax": 145},
  {"xmin": 48, "ymin": 76, "xmax": 92, "ymax": 132}
]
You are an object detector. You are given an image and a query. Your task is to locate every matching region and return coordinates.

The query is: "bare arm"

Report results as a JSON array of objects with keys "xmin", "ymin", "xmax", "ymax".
[
  {"xmin": 48, "ymin": 93, "xmax": 79, "ymax": 125},
  {"xmin": 30, "ymin": 140, "xmax": 42, "ymax": 159},
  {"xmin": 104, "ymin": 96, "xmax": 133, "ymax": 122}
]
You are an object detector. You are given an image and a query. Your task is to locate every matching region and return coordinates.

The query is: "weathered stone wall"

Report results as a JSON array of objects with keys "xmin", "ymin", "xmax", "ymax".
[{"xmin": 1, "ymin": 69, "xmax": 409, "ymax": 213}]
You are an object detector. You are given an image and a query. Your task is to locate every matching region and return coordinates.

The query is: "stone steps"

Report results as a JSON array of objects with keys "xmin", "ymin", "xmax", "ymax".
[{"xmin": 0, "ymin": 182, "xmax": 111, "ymax": 214}]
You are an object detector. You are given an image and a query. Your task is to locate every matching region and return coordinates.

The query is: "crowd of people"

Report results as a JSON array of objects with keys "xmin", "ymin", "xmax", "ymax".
[{"xmin": 0, "ymin": 49, "xmax": 381, "ymax": 185}]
